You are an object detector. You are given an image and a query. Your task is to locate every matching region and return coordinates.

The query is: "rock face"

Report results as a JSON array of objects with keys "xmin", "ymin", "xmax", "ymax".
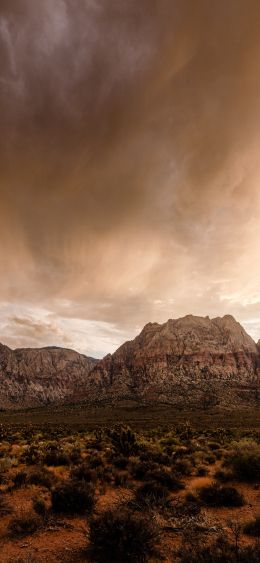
[
  {"xmin": 0, "ymin": 344, "xmax": 97, "ymax": 408},
  {"xmin": 0, "ymin": 315, "xmax": 259, "ymax": 409},
  {"xmin": 85, "ymin": 315, "xmax": 260, "ymax": 407}
]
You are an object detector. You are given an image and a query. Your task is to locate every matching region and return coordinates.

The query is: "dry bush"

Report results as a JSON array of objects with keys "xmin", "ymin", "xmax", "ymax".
[
  {"xmin": 88, "ymin": 508, "xmax": 159, "ymax": 562},
  {"xmin": 51, "ymin": 480, "xmax": 94, "ymax": 515},
  {"xmin": 244, "ymin": 515, "xmax": 260, "ymax": 537},
  {"xmin": 8, "ymin": 511, "xmax": 42, "ymax": 537},
  {"xmin": 197, "ymin": 482, "xmax": 245, "ymax": 507}
]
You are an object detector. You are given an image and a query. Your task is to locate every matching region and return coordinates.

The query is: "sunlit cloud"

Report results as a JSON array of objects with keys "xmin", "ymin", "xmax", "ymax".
[{"xmin": 0, "ymin": 1, "xmax": 259, "ymax": 354}]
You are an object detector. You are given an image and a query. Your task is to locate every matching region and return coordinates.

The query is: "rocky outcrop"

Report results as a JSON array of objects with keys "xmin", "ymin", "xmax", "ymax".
[
  {"xmin": 0, "ymin": 344, "xmax": 97, "ymax": 408},
  {"xmin": 85, "ymin": 315, "xmax": 260, "ymax": 407}
]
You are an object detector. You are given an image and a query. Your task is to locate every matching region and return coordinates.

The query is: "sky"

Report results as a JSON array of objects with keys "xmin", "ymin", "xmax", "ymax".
[{"xmin": 0, "ymin": 0, "xmax": 260, "ymax": 358}]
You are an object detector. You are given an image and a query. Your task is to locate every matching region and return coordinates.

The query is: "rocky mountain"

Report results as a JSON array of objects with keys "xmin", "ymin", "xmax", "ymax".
[
  {"xmin": 0, "ymin": 344, "xmax": 97, "ymax": 408},
  {"xmin": 0, "ymin": 314, "xmax": 259, "ymax": 409},
  {"xmin": 85, "ymin": 315, "xmax": 260, "ymax": 408}
]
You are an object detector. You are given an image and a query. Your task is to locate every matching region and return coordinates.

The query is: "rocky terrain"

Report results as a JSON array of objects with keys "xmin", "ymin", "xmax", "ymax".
[
  {"xmin": 0, "ymin": 344, "xmax": 97, "ymax": 408},
  {"xmin": 85, "ymin": 315, "xmax": 260, "ymax": 408},
  {"xmin": 0, "ymin": 314, "xmax": 259, "ymax": 408}
]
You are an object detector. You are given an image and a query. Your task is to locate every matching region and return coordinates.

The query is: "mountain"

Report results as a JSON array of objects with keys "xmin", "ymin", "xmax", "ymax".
[
  {"xmin": 0, "ymin": 314, "xmax": 259, "ymax": 409},
  {"xmin": 0, "ymin": 344, "xmax": 97, "ymax": 408},
  {"xmin": 84, "ymin": 315, "xmax": 260, "ymax": 407}
]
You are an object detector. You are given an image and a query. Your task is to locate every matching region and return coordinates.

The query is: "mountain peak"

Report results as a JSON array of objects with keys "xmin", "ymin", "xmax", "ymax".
[{"xmin": 86, "ymin": 313, "xmax": 259, "ymax": 407}]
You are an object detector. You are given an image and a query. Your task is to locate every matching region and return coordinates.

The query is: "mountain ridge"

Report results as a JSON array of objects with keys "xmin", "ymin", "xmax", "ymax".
[{"xmin": 0, "ymin": 314, "xmax": 259, "ymax": 409}]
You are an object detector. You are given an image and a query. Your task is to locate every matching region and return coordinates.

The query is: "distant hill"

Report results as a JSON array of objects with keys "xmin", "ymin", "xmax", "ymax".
[{"xmin": 0, "ymin": 344, "xmax": 97, "ymax": 408}]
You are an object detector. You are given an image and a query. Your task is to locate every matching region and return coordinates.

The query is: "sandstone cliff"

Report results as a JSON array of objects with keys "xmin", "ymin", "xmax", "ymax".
[{"xmin": 85, "ymin": 315, "xmax": 260, "ymax": 407}]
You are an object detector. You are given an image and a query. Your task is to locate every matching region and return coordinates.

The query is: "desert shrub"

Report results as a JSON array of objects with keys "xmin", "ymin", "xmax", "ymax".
[
  {"xmin": 13, "ymin": 470, "xmax": 28, "ymax": 488},
  {"xmin": 225, "ymin": 439, "xmax": 260, "ymax": 482},
  {"xmin": 42, "ymin": 444, "xmax": 70, "ymax": 467},
  {"xmin": 173, "ymin": 458, "xmax": 193, "ymax": 476},
  {"xmin": 131, "ymin": 460, "xmax": 158, "ymax": 480},
  {"xmin": 88, "ymin": 454, "xmax": 104, "ymax": 469},
  {"xmin": 140, "ymin": 447, "xmax": 170, "ymax": 465},
  {"xmin": 173, "ymin": 495, "xmax": 201, "ymax": 517},
  {"xmin": 145, "ymin": 468, "xmax": 184, "ymax": 491},
  {"xmin": 21, "ymin": 445, "xmax": 41, "ymax": 465},
  {"xmin": 208, "ymin": 441, "xmax": 221, "ymax": 451},
  {"xmin": 198, "ymin": 482, "xmax": 245, "ymax": 507},
  {"xmin": 114, "ymin": 472, "xmax": 129, "ymax": 487},
  {"xmin": 8, "ymin": 512, "xmax": 42, "ymax": 537},
  {"xmin": 0, "ymin": 493, "xmax": 12, "ymax": 515},
  {"xmin": 0, "ymin": 472, "xmax": 7, "ymax": 485},
  {"xmin": 108, "ymin": 426, "xmax": 138, "ymax": 457},
  {"xmin": 96, "ymin": 465, "xmax": 114, "ymax": 484},
  {"xmin": 175, "ymin": 421, "xmax": 194, "ymax": 441},
  {"xmin": 136, "ymin": 481, "xmax": 169, "ymax": 505},
  {"xmin": 214, "ymin": 469, "xmax": 233, "ymax": 483},
  {"xmin": 32, "ymin": 498, "xmax": 49, "ymax": 520},
  {"xmin": 244, "ymin": 516, "xmax": 260, "ymax": 537},
  {"xmin": 204, "ymin": 453, "xmax": 216, "ymax": 464},
  {"xmin": 179, "ymin": 534, "xmax": 260, "ymax": 562},
  {"xmin": 89, "ymin": 508, "xmax": 159, "ymax": 562},
  {"xmin": 0, "ymin": 456, "xmax": 13, "ymax": 471},
  {"xmin": 51, "ymin": 480, "xmax": 94, "ymax": 515},
  {"xmin": 28, "ymin": 467, "xmax": 54, "ymax": 489},
  {"xmin": 69, "ymin": 447, "xmax": 82, "ymax": 464},
  {"xmin": 196, "ymin": 466, "xmax": 208, "ymax": 477},
  {"xmin": 113, "ymin": 455, "xmax": 129, "ymax": 470},
  {"xmin": 70, "ymin": 463, "xmax": 97, "ymax": 484},
  {"xmin": 89, "ymin": 429, "xmax": 106, "ymax": 451}
]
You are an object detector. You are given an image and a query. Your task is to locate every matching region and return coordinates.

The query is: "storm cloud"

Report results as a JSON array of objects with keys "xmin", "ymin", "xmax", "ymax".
[{"xmin": 0, "ymin": 1, "xmax": 260, "ymax": 356}]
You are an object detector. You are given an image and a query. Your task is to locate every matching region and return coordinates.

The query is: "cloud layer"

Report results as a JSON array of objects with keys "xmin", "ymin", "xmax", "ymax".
[{"xmin": 0, "ymin": 1, "xmax": 260, "ymax": 356}]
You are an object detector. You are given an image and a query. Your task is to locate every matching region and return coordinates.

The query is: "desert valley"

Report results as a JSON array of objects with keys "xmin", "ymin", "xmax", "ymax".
[{"xmin": 0, "ymin": 315, "xmax": 258, "ymax": 561}]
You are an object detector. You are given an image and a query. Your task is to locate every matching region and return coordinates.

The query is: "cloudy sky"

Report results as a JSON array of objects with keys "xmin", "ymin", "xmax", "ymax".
[{"xmin": 0, "ymin": 0, "xmax": 260, "ymax": 357}]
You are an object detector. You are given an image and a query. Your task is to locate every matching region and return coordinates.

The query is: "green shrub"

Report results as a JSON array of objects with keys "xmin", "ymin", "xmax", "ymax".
[
  {"xmin": 225, "ymin": 439, "xmax": 260, "ymax": 482},
  {"xmin": 89, "ymin": 508, "xmax": 159, "ymax": 562},
  {"xmin": 108, "ymin": 426, "xmax": 138, "ymax": 457}
]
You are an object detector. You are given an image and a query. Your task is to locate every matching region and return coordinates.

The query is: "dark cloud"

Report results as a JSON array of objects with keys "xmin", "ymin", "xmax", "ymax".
[{"xmin": 0, "ymin": 1, "xmax": 259, "ymax": 354}]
